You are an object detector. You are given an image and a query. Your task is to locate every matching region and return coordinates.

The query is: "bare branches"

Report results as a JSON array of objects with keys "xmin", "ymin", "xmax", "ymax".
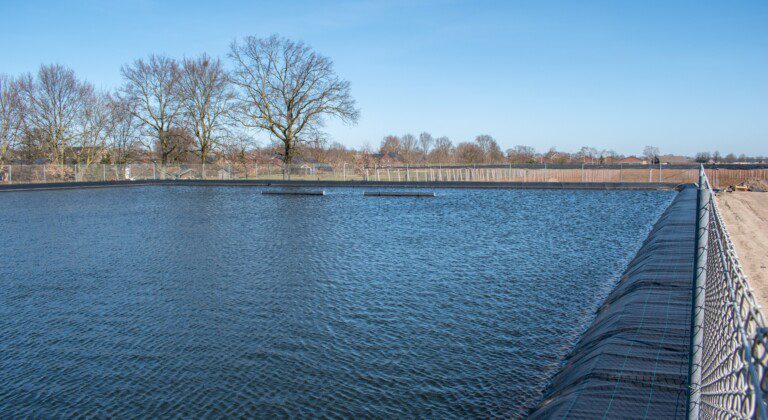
[
  {"xmin": 229, "ymin": 34, "xmax": 359, "ymax": 169},
  {"xmin": 0, "ymin": 74, "xmax": 23, "ymax": 163},
  {"xmin": 178, "ymin": 54, "xmax": 234, "ymax": 163},
  {"xmin": 18, "ymin": 64, "xmax": 88, "ymax": 164},
  {"xmin": 119, "ymin": 55, "xmax": 182, "ymax": 163},
  {"xmin": 3, "ymin": 35, "xmax": 361, "ymax": 167},
  {"xmin": 75, "ymin": 87, "xmax": 113, "ymax": 165}
]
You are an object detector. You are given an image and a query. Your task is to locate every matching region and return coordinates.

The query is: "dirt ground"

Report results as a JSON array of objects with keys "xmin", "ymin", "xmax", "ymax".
[{"xmin": 716, "ymin": 192, "xmax": 768, "ymax": 310}]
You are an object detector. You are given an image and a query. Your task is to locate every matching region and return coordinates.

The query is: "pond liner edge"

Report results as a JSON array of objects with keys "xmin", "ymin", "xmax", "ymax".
[{"xmin": 0, "ymin": 179, "xmax": 689, "ymax": 192}]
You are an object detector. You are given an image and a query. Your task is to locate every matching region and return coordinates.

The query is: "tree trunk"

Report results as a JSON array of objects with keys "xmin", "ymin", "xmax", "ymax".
[{"xmin": 283, "ymin": 138, "xmax": 293, "ymax": 180}]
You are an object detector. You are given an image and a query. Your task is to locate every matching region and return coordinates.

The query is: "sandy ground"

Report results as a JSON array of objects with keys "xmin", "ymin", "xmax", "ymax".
[{"xmin": 716, "ymin": 192, "xmax": 768, "ymax": 310}]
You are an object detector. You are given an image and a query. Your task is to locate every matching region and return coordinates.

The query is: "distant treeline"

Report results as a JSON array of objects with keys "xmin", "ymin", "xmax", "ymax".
[{"xmin": 1, "ymin": 35, "xmax": 764, "ymax": 168}]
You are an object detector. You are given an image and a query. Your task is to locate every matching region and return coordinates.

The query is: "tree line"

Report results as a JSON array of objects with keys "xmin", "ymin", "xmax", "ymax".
[
  {"xmin": 0, "ymin": 35, "xmax": 359, "ymax": 167},
  {"xmin": 2, "ymin": 34, "xmax": 764, "ymax": 168}
]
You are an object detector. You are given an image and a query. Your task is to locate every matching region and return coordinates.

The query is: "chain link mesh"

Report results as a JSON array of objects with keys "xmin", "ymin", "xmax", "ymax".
[{"xmin": 696, "ymin": 174, "xmax": 768, "ymax": 419}]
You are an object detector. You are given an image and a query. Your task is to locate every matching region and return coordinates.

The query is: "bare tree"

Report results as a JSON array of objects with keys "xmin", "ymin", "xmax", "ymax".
[
  {"xmin": 601, "ymin": 149, "xmax": 621, "ymax": 161},
  {"xmin": 418, "ymin": 132, "xmax": 433, "ymax": 157},
  {"xmin": 429, "ymin": 136, "xmax": 452, "ymax": 163},
  {"xmin": 179, "ymin": 54, "xmax": 234, "ymax": 163},
  {"xmin": 695, "ymin": 152, "xmax": 711, "ymax": 163},
  {"xmin": 158, "ymin": 127, "xmax": 195, "ymax": 163},
  {"xmin": 120, "ymin": 55, "xmax": 182, "ymax": 163},
  {"xmin": 507, "ymin": 145, "xmax": 537, "ymax": 163},
  {"xmin": 106, "ymin": 96, "xmax": 141, "ymax": 164},
  {"xmin": 222, "ymin": 132, "xmax": 258, "ymax": 164},
  {"xmin": 74, "ymin": 86, "xmax": 113, "ymax": 166},
  {"xmin": 229, "ymin": 35, "xmax": 359, "ymax": 176},
  {"xmin": 643, "ymin": 145, "xmax": 660, "ymax": 163},
  {"xmin": 0, "ymin": 74, "xmax": 23, "ymax": 163},
  {"xmin": 577, "ymin": 146, "xmax": 599, "ymax": 163},
  {"xmin": 379, "ymin": 135, "xmax": 401, "ymax": 156},
  {"xmin": 475, "ymin": 134, "xmax": 503, "ymax": 163},
  {"xmin": 455, "ymin": 142, "xmax": 485, "ymax": 164},
  {"xmin": 19, "ymin": 64, "xmax": 86, "ymax": 164},
  {"xmin": 400, "ymin": 133, "xmax": 417, "ymax": 163}
]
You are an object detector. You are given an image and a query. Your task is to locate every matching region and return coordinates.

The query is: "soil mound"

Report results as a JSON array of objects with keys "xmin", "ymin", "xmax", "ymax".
[{"xmin": 737, "ymin": 178, "xmax": 768, "ymax": 192}]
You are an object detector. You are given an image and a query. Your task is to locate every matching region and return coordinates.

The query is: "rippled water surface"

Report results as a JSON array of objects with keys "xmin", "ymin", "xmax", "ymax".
[{"xmin": 0, "ymin": 186, "xmax": 675, "ymax": 417}]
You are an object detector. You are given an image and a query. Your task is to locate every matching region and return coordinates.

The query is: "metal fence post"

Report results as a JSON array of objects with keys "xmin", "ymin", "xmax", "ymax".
[{"xmin": 687, "ymin": 166, "xmax": 710, "ymax": 419}]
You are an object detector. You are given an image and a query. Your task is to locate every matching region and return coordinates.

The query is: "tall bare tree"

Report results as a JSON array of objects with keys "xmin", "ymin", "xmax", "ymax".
[
  {"xmin": 643, "ymin": 145, "xmax": 660, "ymax": 163},
  {"xmin": 429, "ymin": 136, "xmax": 453, "ymax": 163},
  {"xmin": 0, "ymin": 74, "xmax": 23, "ymax": 163},
  {"xmin": 475, "ymin": 134, "xmax": 503, "ymax": 163},
  {"xmin": 74, "ymin": 86, "xmax": 112, "ymax": 166},
  {"xmin": 120, "ymin": 55, "xmax": 182, "ymax": 163},
  {"xmin": 179, "ymin": 54, "xmax": 234, "ymax": 163},
  {"xmin": 19, "ymin": 64, "xmax": 86, "ymax": 164},
  {"xmin": 379, "ymin": 135, "xmax": 401, "ymax": 156},
  {"xmin": 418, "ymin": 132, "xmax": 433, "ymax": 157},
  {"xmin": 229, "ymin": 35, "xmax": 359, "ymax": 175},
  {"xmin": 400, "ymin": 133, "xmax": 417, "ymax": 163},
  {"xmin": 106, "ymin": 96, "xmax": 141, "ymax": 164}
]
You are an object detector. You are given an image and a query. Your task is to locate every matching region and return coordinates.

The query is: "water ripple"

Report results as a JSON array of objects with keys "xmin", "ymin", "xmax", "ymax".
[{"xmin": 0, "ymin": 187, "xmax": 675, "ymax": 417}]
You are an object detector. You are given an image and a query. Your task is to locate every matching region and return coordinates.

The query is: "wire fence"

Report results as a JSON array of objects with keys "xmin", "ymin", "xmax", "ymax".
[
  {"xmin": 689, "ymin": 168, "xmax": 768, "ymax": 419},
  {"xmin": 1, "ymin": 163, "xmax": 766, "ymax": 186}
]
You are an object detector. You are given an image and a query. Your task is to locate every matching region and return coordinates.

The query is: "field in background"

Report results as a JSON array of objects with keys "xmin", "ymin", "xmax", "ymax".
[{"xmin": 1, "ymin": 163, "xmax": 766, "ymax": 188}]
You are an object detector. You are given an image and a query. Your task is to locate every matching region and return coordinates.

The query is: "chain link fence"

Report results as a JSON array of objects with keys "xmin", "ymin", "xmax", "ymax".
[
  {"xmin": 689, "ymin": 168, "xmax": 768, "ymax": 419},
  {"xmin": 1, "ymin": 163, "xmax": 766, "ymax": 186}
]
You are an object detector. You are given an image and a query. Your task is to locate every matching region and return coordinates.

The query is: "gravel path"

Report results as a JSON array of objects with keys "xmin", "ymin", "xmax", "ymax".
[{"xmin": 716, "ymin": 192, "xmax": 768, "ymax": 311}]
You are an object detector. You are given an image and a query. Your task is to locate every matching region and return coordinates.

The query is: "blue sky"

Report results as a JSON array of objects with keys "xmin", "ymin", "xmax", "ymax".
[{"xmin": 1, "ymin": 0, "xmax": 766, "ymax": 156}]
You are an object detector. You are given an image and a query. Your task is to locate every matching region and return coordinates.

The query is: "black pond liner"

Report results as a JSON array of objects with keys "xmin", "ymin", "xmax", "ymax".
[{"xmin": 528, "ymin": 186, "xmax": 696, "ymax": 418}]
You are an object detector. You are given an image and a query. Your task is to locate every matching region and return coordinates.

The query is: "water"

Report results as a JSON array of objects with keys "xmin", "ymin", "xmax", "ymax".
[{"xmin": 0, "ymin": 186, "xmax": 675, "ymax": 417}]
